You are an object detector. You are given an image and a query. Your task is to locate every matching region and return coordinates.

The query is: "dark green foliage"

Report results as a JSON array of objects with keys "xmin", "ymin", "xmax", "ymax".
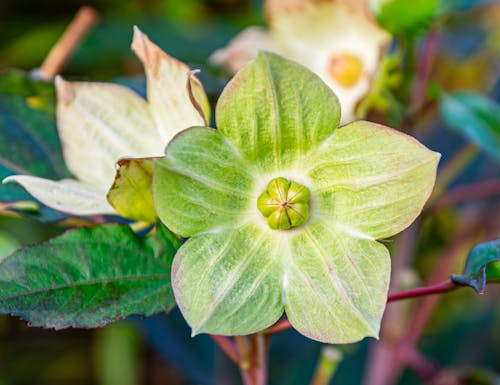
[
  {"xmin": 0, "ymin": 224, "xmax": 180, "ymax": 329},
  {"xmin": 452, "ymin": 239, "xmax": 500, "ymax": 293}
]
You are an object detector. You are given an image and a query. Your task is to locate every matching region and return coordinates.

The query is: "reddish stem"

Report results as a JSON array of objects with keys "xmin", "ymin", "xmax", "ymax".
[
  {"xmin": 238, "ymin": 334, "xmax": 269, "ymax": 385},
  {"xmin": 428, "ymin": 179, "xmax": 500, "ymax": 211},
  {"xmin": 211, "ymin": 335, "xmax": 240, "ymax": 364},
  {"xmin": 397, "ymin": 344, "xmax": 440, "ymax": 382},
  {"xmin": 411, "ymin": 30, "xmax": 438, "ymax": 111},
  {"xmin": 264, "ymin": 318, "xmax": 292, "ymax": 335},
  {"xmin": 36, "ymin": 6, "xmax": 99, "ymax": 80},
  {"xmin": 265, "ymin": 280, "xmax": 460, "ymax": 335},
  {"xmin": 387, "ymin": 280, "xmax": 458, "ymax": 302}
]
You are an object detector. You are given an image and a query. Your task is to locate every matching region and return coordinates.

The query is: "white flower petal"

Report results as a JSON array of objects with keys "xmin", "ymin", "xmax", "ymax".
[
  {"xmin": 210, "ymin": 27, "xmax": 278, "ymax": 73},
  {"xmin": 269, "ymin": 1, "xmax": 390, "ymax": 123},
  {"xmin": 212, "ymin": 0, "xmax": 390, "ymax": 124},
  {"xmin": 132, "ymin": 26, "xmax": 208, "ymax": 145},
  {"xmin": 56, "ymin": 77, "xmax": 160, "ymax": 187},
  {"xmin": 3, "ymin": 176, "xmax": 115, "ymax": 216}
]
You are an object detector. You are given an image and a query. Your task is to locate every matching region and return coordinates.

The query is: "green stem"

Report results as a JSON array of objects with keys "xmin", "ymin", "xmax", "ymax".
[{"xmin": 309, "ymin": 346, "xmax": 343, "ymax": 385}]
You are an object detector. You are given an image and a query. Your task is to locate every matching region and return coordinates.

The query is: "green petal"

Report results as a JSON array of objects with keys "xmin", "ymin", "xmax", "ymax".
[
  {"xmin": 308, "ymin": 121, "xmax": 440, "ymax": 240},
  {"xmin": 216, "ymin": 51, "xmax": 340, "ymax": 173},
  {"xmin": 107, "ymin": 158, "xmax": 156, "ymax": 223},
  {"xmin": 172, "ymin": 223, "xmax": 283, "ymax": 335},
  {"xmin": 284, "ymin": 220, "xmax": 390, "ymax": 343},
  {"xmin": 153, "ymin": 127, "xmax": 256, "ymax": 236}
]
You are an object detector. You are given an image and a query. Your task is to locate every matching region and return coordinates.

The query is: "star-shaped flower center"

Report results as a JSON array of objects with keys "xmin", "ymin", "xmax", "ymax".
[{"xmin": 257, "ymin": 177, "xmax": 310, "ymax": 230}]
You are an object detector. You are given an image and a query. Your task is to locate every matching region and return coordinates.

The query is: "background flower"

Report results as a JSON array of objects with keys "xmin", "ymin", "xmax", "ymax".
[{"xmin": 211, "ymin": 0, "xmax": 390, "ymax": 123}]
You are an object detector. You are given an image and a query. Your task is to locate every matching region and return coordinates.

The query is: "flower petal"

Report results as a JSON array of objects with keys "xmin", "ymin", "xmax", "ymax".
[
  {"xmin": 216, "ymin": 51, "xmax": 340, "ymax": 174},
  {"xmin": 210, "ymin": 27, "xmax": 278, "ymax": 74},
  {"xmin": 56, "ymin": 77, "xmax": 159, "ymax": 187},
  {"xmin": 153, "ymin": 127, "xmax": 256, "ymax": 237},
  {"xmin": 284, "ymin": 219, "xmax": 390, "ymax": 343},
  {"xmin": 308, "ymin": 121, "xmax": 440, "ymax": 240},
  {"xmin": 172, "ymin": 223, "xmax": 283, "ymax": 336},
  {"xmin": 3, "ymin": 176, "xmax": 115, "ymax": 216},
  {"xmin": 132, "ymin": 27, "xmax": 209, "ymax": 144},
  {"xmin": 107, "ymin": 158, "xmax": 157, "ymax": 223},
  {"xmin": 267, "ymin": 0, "xmax": 390, "ymax": 123}
]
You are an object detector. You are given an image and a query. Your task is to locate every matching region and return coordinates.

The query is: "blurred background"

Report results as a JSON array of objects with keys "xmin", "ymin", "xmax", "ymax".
[{"xmin": 0, "ymin": 0, "xmax": 499, "ymax": 384}]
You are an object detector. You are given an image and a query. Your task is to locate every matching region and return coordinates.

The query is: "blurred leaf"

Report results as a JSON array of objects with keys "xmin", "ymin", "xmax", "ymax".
[
  {"xmin": 107, "ymin": 158, "xmax": 156, "ymax": 223},
  {"xmin": 0, "ymin": 224, "xmax": 180, "ymax": 329},
  {"xmin": 0, "ymin": 230, "xmax": 20, "ymax": 261},
  {"xmin": 0, "ymin": 69, "xmax": 54, "ymax": 97},
  {"xmin": 0, "ymin": 23, "xmax": 66, "ymax": 69},
  {"xmin": 371, "ymin": 0, "xmax": 440, "ymax": 35},
  {"xmin": 95, "ymin": 323, "xmax": 140, "ymax": 385},
  {"xmin": 442, "ymin": 0, "xmax": 500, "ymax": 12},
  {"xmin": 0, "ymin": 95, "xmax": 69, "ymax": 220},
  {"xmin": 451, "ymin": 239, "xmax": 500, "ymax": 293},
  {"xmin": 442, "ymin": 92, "xmax": 500, "ymax": 161}
]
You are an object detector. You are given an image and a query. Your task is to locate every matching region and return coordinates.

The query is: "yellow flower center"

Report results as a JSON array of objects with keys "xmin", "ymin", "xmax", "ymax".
[{"xmin": 327, "ymin": 53, "xmax": 364, "ymax": 88}]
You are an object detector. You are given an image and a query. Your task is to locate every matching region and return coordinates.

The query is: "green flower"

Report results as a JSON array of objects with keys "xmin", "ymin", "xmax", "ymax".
[{"xmin": 153, "ymin": 52, "xmax": 440, "ymax": 343}]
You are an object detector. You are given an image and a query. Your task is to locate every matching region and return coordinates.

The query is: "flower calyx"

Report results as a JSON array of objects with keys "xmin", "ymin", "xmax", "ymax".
[{"xmin": 257, "ymin": 177, "xmax": 310, "ymax": 230}]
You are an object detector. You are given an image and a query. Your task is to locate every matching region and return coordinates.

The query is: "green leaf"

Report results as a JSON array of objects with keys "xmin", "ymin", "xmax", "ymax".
[
  {"xmin": 0, "ymin": 69, "xmax": 55, "ymax": 97},
  {"xmin": 95, "ymin": 323, "xmax": 141, "ymax": 385},
  {"xmin": 451, "ymin": 239, "xmax": 500, "ymax": 294},
  {"xmin": 0, "ymin": 95, "xmax": 69, "ymax": 219},
  {"xmin": 0, "ymin": 224, "xmax": 180, "ymax": 328},
  {"xmin": 307, "ymin": 120, "xmax": 440, "ymax": 240},
  {"xmin": 154, "ymin": 127, "xmax": 256, "ymax": 237},
  {"xmin": 107, "ymin": 158, "xmax": 156, "ymax": 223},
  {"xmin": 371, "ymin": 0, "xmax": 440, "ymax": 35},
  {"xmin": 0, "ymin": 230, "xmax": 20, "ymax": 261},
  {"xmin": 216, "ymin": 51, "xmax": 341, "ymax": 174},
  {"xmin": 0, "ymin": 69, "xmax": 56, "ymax": 120},
  {"xmin": 441, "ymin": 92, "xmax": 500, "ymax": 161}
]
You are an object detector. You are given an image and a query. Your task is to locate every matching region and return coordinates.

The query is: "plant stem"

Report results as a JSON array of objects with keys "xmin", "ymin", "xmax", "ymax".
[
  {"xmin": 35, "ymin": 6, "xmax": 99, "ymax": 80},
  {"xmin": 363, "ymin": 224, "xmax": 421, "ymax": 385},
  {"xmin": 387, "ymin": 280, "xmax": 458, "ymax": 301},
  {"xmin": 380, "ymin": 212, "xmax": 483, "ymax": 385},
  {"xmin": 309, "ymin": 346, "xmax": 343, "ymax": 385},
  {"xmin": 237, "ymin": 333, "xmax": 269, "ymax": 385},
  {"xmin": 265, "ymin": 280, "xmax": 466, "ymax": 335},
  {"xmin": 211, "ymin": 335, "xmax": 240, "ymax": 364},
  {"xmin": 397, "ymin": 344, "xmax": 439, "ymax": 382},
  {"xmin": 411, "ymin": 30, "xmax": 439, "ymax": 112},
  {"xmin": 428, "ymin": 179, "xmax": 500, "ymax": 211}
]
